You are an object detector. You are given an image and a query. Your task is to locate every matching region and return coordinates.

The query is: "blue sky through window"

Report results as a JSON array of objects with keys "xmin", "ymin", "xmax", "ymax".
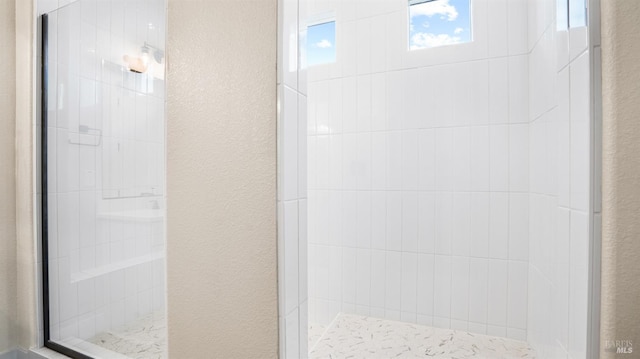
[
  {"xmin": 409, "ymin": 0, "xmax": 472, "ymax": 50},
  {"xmin": 306, "ymin": 21, "xmax": 336, "ymax": 67}
]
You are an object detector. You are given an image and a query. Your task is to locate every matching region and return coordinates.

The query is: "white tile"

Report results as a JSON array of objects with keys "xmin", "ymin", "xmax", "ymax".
[
  {"xmin": 509, "ymin": 193, "xmax": 529, "ymax": 261},
  {"xmin": 489, "ymin": 125, "xmax": 509, "ymax": 191},
  {"xmin": 343, "ymin": 191, "xmax": 358, "ymax": 247},
  {"xmin": 371, "ymin": 132, "xmax": 387, "ymax": 190},
  {"xmin": 469, "ymin": 258, "xmax": 489, "ymax": 324},
  {"xmin": 387, "ymin": 132, "xmax": 403, "ymax": 190},
  {"xmin": 328, "ymin": 79, "xmax": 343, "ymax": 134},
  {"xmin": 488, "ymin": 259, "xmax": 508, "ymax": 326},
  {"xmin": 470, "ymin": 192, "xmax": 490, "ymax": 258},
  {"xmin": 281, "ymin": 86, "xmax": 299, "ymax": 201},
  {"xmin": 371, "ymin": 73, "xmax": 387, "ymax": 131},
  {"xmin": 281, "ymin": 0, "xmax": 298, "ymax": 88},
  {"xmin": 433, "ymin": 255, "xmax": 451, "ymax": 319},
  {"xmin": 327, "ymin": 246, "xmax": 341, "ymax": 302},
  {"xmin": 417, "ymin": 192, "xmax": 435, "ymax": 254},
  {"xmin": 433, "ymin": 317, "xmax": 451, "ymax": 330},
  {"xmin": 451, "ymin": 127, "xmax": 471, "ymax": 191},
  {"xmin": 468, "ymin": 322, "xmax": 487, "ymax": 335},
  {"xmin": 405, "ymin": 68, "xmax": 423, "ymax": 129},
  {"xmin": 450, "ymin": 257, "xmax": 469, "ymax": 321},
  {"xmin": 78, "ymin": 191, "xmax": 96, "ymax": 250},
  {"xmin": 569, "ymin": 26, "xmax": 588, "ymax": 61},
  {"xmin": 469, "ymin": 126, "xmax": 490, "ymax": 191},
  {"xmin": 384, "ymin": 11, "xmax": 404, "ymax": 71},
  {"xmin": 57, "ymin": 129, "xmax": 80, "ymax": 193},
  {"xmin": 435, "ymin": 128, "xmax": 454, "ymax": 191},
  {"xmin": 417, "ymin": 129, "xmax": 436, "ymax": 191},
  {"xmin": 356, "ymin": 249, "xmax": 371, "ymax": 307},
  {"xmin": 416, "ymin": 254, "xmax": 434, "ymax": 316},
  {"xmin": 285, "ymin": 309, "xmax": 300, "ymax": 359},
  {"xmin": 487, "ymin": 0, "xmax": 508, "ymax": 57},
  {"xmin": 371, "ymin": 191, "xmax": 386, "ymax": 250},
  {"xmin": 487, "ymin": 325, "xmax": 507, "ymax": 337},
  {"xmin": 328, "ymin": 191, "xmax": 343, "ymax": 247},
  {"xmin": 299, "ymin": 301, "xmax": 308, "ymax": 359},
  {"xmin": 342, "ymin": 133, "xmax": 357, "ymax": 190},
  {"xmin": 386, "ymin": 192, "xmax": 402, "ymax": 251},
  {"xmin": 401, "ymin": 252, "xmax": 417, "ymax": 314},
  {"xmin": 58, "ymin": 259, "xmax": 78, "ymax": 323},
  {"xmin": 299, "ymin": 95, "xmax": 308, "ymax": 198},
  {"xmin": 315, "ymin": 81, "xmax": 329, "ymax": 135},
  {"xmin": 57, "ymin": 192, "xmax": 79, "ymax": 258},
  {"xmin": 385, "ymin": 251, "xmax": 402, "ymax": 311},
  {"xmin": 343, "ymin": 247, "xmax": 357, "ymax": 304},
  {"xmin": 356, "ymin": 192, "xmax": 372, "ymax": 249},
  {"xmin": 284, "ymin": 201, "xmax": 299, "ymax": 315},
  {"xmin": 342, "ymin": 77, "xmax": 357, "ymax": 133},
  {"xmin": 507, "ymin": 328, "xmax": 527, "ymax": 341},
  {"xmin": 509, "ymin": 124, "xmax": 529, "ymax": 191},
  {"xmin": 508, "ymin": 261, "xmax": 528, "ymax": 329},
  {"xmin": 356, "ymin": 18, "xmax": 372, "ymax": 75},
  {"xmin": 417, "ymin": 315, "xmax": 434, "ymax": 327},
  {"xmin": 402, "ymin": 192, "xmax": 418, "ymax": 252},
  {"xmin": 299, "ymin": 200, "xmax": 308, "ymax": 303},
  {"xmin": 402, "ymin": 131, "xmax": 419, "ymax": 190},
  {"xmin": 370, "ymin": 16, "xmax": 387, "ymax": 73},
  {"xmin": 557, "ymin": 67, "xmax": 571, "ymax": 206},
  {"xmin": 509, "ymin": 55, "xmax": 529, "ymax": 123},
  {"xmin": 434, "ymin": 192, "xmax": 453, "ymax": 255},
  {"xmin": 370, "ymin": 250, "xmax": 386, "ymax": 309},
  {"xmin": 356, "ymin": 133, "xmax": 372, "ymax": 190},
  {"xmin": 328, "ymin": 134, "xmax": 343, "ymax": 190},
  {"xmin": 386, "ymin": 71, "xmax": 406, "ymax": 131},
  {"xmin": 489, "ymin": 193, "xmax": 509, "ymax": 259},
  {"xmin": 356, "ymin": 75, "xmax": 372, "ymax": 132},
  {"xmin": 507, "ymin": 0, "xmax": 528, "ymax": 55},
  {"xmin": 570, "ymin": 53, "xmax": 590, "ymax": 212},
  {"xmin": 451, "ymin": 193, "xmax": 471, "ymax": 257}
]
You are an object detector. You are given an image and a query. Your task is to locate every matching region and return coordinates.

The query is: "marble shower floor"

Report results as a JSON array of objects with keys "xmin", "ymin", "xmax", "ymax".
[
  {"xmin": 309, "ymin": 313, "xmax": 536, "ymax": 359},
  {"xmin": 87, "ymin": 313, "xmax": 166, "ymax": 359}
]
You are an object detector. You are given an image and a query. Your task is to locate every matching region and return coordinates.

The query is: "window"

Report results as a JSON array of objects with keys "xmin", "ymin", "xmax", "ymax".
[
  {"xmin": 409, "ymin": 0, "xmax": 472, "ymax": 50},
  {"xmin": 557, "ymin": 0, "xmax": 587, "ymax": 30},
  {"xmin": 305, "ymin": 20, "xmax": 336, "ymax": 67}
]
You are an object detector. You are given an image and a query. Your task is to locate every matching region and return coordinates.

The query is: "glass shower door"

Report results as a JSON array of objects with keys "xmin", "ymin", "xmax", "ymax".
[{"xmin": 42, "ymin": 1, "xmax": 166, "ymax": 357}]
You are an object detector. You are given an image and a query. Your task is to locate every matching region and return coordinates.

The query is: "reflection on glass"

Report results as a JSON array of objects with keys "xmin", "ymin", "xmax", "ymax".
[
  {"xmin": 44, "ymin": 0, "xmax": 166, "ymax": 357},
  {"xmin": 409, "ymin": 0, "xmax": 472, "ymax": 50}
]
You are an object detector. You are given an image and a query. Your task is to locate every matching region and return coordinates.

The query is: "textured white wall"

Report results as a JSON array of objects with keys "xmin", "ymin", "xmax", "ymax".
[
  {"xmin": 0, "ymin": 0, "xmax": 17, "ymax": 353},
  {"xmin": 601, "ymin": 0, "xmax": 640, "ymax": 357},
  {"xmin": 166, "ymin": 0, "xmax": 279, "ymax": 357}
]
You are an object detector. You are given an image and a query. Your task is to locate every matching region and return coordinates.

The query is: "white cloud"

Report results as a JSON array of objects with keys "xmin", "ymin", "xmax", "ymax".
[
  {"xmin": 454, "ymin": 27, "xmax": 464, "ymax": 34},
  {"xmin": 315, "ymin": 39, "xmax": 332, "ymax": 48},
  {"xmin": 410, "ymin": 32, "xmax": 462, "ymax": 49},
  {"xmin": 410, "ymin": 0, "xmax": 458, "ymax": 21}
]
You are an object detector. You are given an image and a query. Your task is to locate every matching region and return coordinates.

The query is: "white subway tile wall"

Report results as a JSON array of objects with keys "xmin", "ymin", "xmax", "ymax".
[
  {"xmin": 41, "ymin": 0, "xmax": 166, "ymax": 350},
  {"xmin": 278, "ymin": 0, "xmax": 309, "ymax": 357},
  {"xmin": 282, "ymin": 0, "xmax": 594, "ymax": 357},
  {"xmin": 306, "ymin": 0, "xmax": 531, "ymax": 341},
  {"xmin": 527, "ymin": 0, "xmax": 592, "ymax": 354}
]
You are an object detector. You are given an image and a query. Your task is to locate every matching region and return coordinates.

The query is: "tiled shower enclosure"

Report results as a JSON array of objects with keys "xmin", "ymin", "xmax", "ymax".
[{"xmin": 277, "ymin": 0, "xmax": 600, "ymax": 358}]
